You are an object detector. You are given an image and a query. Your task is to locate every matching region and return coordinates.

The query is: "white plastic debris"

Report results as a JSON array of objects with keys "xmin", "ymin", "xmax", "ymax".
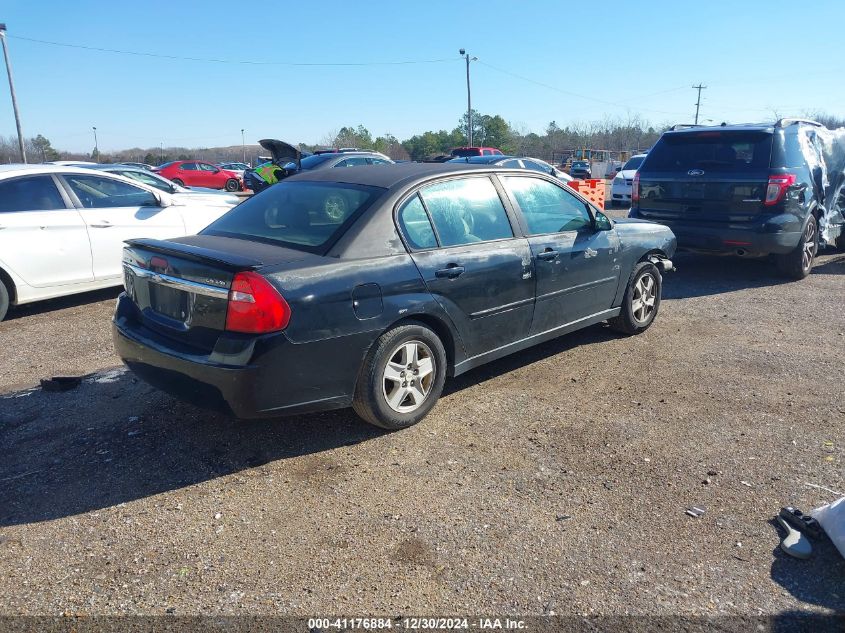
[{"xmin": 810, "ymin": 496, "xmax": 845, "ymax": 559}]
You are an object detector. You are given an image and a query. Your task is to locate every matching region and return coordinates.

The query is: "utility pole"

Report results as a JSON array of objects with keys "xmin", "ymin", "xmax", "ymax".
[
  {"xmin": 241, "ymin": 128, "xmax": 246, "ymax": 163},
  {"xmin": 692, "ymin": 84, "xmax": 706, "ymax": 125},
  {"xmin": 92, "ymin": 126, "xmax": 99, "ymax": 162},
  {"xmin": 459, "ymin": 49, "xmax": 477, "ymax": 147},
  {"xmin": 160, "ymin": 142, "xmax": 163, "ymax": 165},
  {"xmin": 0, "ymin": 24, "xmax": 26, "ymax": 163}
]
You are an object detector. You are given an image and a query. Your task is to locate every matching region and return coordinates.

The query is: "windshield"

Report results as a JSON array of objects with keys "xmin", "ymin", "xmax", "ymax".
[
  {"xmin": 623, "ymin": 156, "xmax": 645, "ymax": 171},
  {"xmin": 283, "ymin": 154, "xmax": 334, "ymax": 171},
  {"xmin": 202, "ymin": 180, "xmax": 385, "ymax": 253},
  {"xmin": 114, "ymin": 170, "xmax": 175, "ymax": 193},
  {"xmin": 645, "ymin": 132, "xmax": 773, "ymax": 173},
  {"xmin": 572, "ymin": 161, "xmax": 589, "ymax": 169}
]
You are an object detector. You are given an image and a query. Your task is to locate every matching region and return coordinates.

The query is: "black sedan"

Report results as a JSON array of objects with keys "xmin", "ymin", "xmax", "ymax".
[{"xmin": 113, "ymin": 163, "xmax": 676, "ymax": 429}]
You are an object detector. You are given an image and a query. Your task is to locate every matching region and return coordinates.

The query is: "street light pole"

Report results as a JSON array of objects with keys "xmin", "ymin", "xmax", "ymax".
[
  {"xmin": 92, "ymin": 126, "xmax": 99, "ymax": 162},
  {"xmin": 0, "ymin": 24, "xmax": 26, "ymax": 163},
  {"xmin": 241, "ymin": 128, "xmax": 246, "ymax": 163},
  {"xmin": 459, "ymin": 49, "xmax": 477, "ymax": 147}
]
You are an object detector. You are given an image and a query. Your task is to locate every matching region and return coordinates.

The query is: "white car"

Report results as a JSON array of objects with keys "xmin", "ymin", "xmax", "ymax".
[
  {"xmin": 610, "ymin": 154, "xmax": 647, "ymax": 208},
  {"xmin": 0, "ymin": 165, "xmax": 233, "ymax": 321}
]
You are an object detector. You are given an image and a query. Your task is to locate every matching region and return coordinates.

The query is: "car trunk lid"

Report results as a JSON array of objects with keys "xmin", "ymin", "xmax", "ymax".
[{"xmin": 122, "ymin": 236, "xmax": 313, "ymax": 352}]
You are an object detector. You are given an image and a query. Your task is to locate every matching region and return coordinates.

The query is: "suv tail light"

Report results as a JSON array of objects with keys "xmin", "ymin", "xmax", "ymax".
[
  {"xmin": 632, "ymin": 172, "xmax": 640, "ymax": 203},
  {"xmin": 225, "ymin": 271, "xmax": 291, "ymax": 334},
  {"xmin": 764, "ymin": 173, "xmax": 796, "ymax": 206}
]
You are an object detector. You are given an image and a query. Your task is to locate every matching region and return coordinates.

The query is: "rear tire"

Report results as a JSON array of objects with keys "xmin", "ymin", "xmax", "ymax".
[
  {"xmin": 776, "ymin": 214, "xmax": 817, "ymax": 280},
  {"xmin": 0, "ymin": 280, "xmax": 9, "ymax": 322},
  {"xmin": 608, "ymin": 261, "xmax": 662, "ymax": 335},
  {"xmin": 171, "ymin": 178, "xmax": 184, "ymax": 187},
  {"xmin": 353, "ymin": 322, "xmax": 447, "ymax": 430},
  {"xmin": 225, "ymin": 178, "xmax": 239, "ymax": 192}
]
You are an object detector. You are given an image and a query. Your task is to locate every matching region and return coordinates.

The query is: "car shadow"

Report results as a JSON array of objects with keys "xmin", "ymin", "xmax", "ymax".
[
  {"xmin": 767, "ymin": 519, "xmax": 845, "ymax": 613},
  {"xmin": 0, "ymin": 324, "xmax": 618, "ymax": 528},
  {"xmin": 4, "ymin": 287, "xmax": 122, "ymax": 321},
  {"xmin": 662, "ymin": 253, "xmax": 794, "ymax": 300},
  {"xmin": 0, "ymin": 372, "xmax": 385, "ymax": 527}
]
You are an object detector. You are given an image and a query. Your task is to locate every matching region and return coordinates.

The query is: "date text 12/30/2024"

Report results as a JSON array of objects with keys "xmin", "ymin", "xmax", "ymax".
[{"xmin": 307, "ymin": 618, "xmax": 527, "ymax": 630}]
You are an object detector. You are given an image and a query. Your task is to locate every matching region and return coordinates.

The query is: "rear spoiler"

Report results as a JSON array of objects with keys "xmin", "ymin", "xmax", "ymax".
[{"xmin": 124, "ymin": 238, "xmax": 263, "ymax": 271}]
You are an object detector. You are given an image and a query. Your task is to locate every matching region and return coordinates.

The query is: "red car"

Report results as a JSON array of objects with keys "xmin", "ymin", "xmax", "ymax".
[
  {"xmin": 154, "ymin": 160, "xmax": 243, "ymax": 191},
  {"xmin": 450, "ymin": 147, "xmax": 504, "ymax": 158}
]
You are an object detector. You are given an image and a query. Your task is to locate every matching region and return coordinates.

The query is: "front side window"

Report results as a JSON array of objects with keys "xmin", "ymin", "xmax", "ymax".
[
  {"xmin": 503, "ymin": 176, "xmax": 591, "ymax": 235},
  {"xmin": 419, "ymin": 177, "xmax": 513, "ymax": 247},
  {"xmin": 398, "ymin": 194, "xmax": 437, "ymax": 249},
  {"xmin": 501, "ymin": 159, "xmax": 522, "ymax": 168},
  {"xmin": 523, "ymin": 159, "xmax": 550, "ymax": 173},
  {"xmin": 203, "ymin": 180, "xmax": 385, "ymax": 253},
  {"xmin": 0, "ymin": 175, "xmax": 66, "ymax": 212},
  {"xmin": 368, "ymin": 157, "xmax": 391, "ymax": 165},
  {"xmin": 199, "ymin": 163, "xmax": 218, "ymax": 172},
  {"xmin": 64, "ymin": 174, "xmax": 158, "ymax": 209}
]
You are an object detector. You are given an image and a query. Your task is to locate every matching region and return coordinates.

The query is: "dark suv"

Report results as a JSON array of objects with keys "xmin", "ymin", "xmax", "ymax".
[{"xmin": 629, "ymin": 119, "xmax": 842, "ymax": 279}]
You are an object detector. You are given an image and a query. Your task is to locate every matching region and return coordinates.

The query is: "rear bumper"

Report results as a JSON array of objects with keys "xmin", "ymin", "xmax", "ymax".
[
  {"xmin": 628, "ymin": 209, "xmax": 803, "ymax": 255},
  {"xmin": 112, "ymin": 294, "xmax": 367, "ymax": 418}
]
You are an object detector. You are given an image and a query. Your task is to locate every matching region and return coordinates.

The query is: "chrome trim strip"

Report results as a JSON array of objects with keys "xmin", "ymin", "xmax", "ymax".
[{"xmin": 124, "ymin": 263, "xmax": 229, "ymax": 299}]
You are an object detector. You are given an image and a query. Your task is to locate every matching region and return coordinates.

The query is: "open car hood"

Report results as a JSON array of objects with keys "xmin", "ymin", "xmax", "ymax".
[{"xmin": 258, "ymin": 139, "xmax": 310, "ymax": 164}]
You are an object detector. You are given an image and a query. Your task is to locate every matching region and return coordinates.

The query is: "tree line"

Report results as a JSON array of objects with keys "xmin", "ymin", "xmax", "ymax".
[{"xmin": 2, "ymin": 111, "xmax": 844, "ymax": 166}]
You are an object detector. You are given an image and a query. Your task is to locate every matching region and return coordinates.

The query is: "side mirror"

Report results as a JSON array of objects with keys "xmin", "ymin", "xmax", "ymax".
[{"xmin": 594, "ymin": 211, "xmax": 612, "ymax": 231}]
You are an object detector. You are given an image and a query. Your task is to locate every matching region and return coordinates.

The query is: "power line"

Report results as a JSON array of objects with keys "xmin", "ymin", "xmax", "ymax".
[
  {"xmin": 477, "ymin": 60, "xmax": 690, "ymax": 117},
  {"xmin": 7, "ymin": 35, "xmax": 456, "ymax": 67}
]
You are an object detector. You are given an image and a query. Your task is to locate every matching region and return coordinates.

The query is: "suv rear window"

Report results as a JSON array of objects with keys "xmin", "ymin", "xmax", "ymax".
[
  {"xmin": 202, "ymin": 180, "xmax": 385, "ymax": 254},
  {"xmin": 645, "ymin": 131, "xmax": 773, "ymax": 173}
]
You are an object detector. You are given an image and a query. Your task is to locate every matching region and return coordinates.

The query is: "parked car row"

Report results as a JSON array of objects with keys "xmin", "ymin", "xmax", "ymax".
[{"xmin": 0, "ymin": 164, "xmax": 239, "ymax": 321}]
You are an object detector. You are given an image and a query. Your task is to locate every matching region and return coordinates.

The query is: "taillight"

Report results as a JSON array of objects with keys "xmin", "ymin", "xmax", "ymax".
[
  {"xmin": 632, "ymin": 172, "xmax": 640, "ymax": 203},
  {"xmin": 764, "ymin": 173, "xmax": 796, "ymax": 206},
  {"xmin": 225, "ymin": 271, "xmax": 291, "ymax": 334}
]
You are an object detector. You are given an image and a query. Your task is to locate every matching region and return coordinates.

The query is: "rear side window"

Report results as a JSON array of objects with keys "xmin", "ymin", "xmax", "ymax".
[
  {"xmin": 503, "ymin": 176, "xmax": 591, "ymax": 234},
  {"xmin": 203, "ymin": 180, "xmax": 385, "ymax": 253},
  {"xmin": 0, "ymin": 176, "xmax": 66, "ymax": 212},
  {"xmin": 419, "ymin": 177, "xmax": 513, "ymax": 247},
  {"xmin": 336, "ymin": 157, "xmax": 369, "ymax": 167},
  {"xmin": 398, "ymin": 195, "xmax": 437, "ymax": 249},
  {"xmin": 645, "ymin": 132, "xmax": 773, "ymax": 173}
]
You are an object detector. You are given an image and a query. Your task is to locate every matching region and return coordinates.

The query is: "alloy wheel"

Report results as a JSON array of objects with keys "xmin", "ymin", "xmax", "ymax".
[
  {"xmin": 631, "ymin": 272, "xmax": 657, "ymax": 324},
  {"xmin": 802, "ymin": 220, "xmax": 816, "ymax": 272},
  {"xmin": 382, "ymin": 340, "xmax": 436, "ymax": 413}
]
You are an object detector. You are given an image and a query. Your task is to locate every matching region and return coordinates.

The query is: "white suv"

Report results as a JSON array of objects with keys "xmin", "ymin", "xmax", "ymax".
[{"xmin": 610, "ymin": 154, "xmax": 647, "ymax": 208}]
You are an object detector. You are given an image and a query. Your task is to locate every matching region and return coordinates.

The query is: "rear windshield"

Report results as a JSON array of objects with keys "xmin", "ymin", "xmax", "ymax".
[
  {"xmin": 202, "ymin": 180, "xmax": 385, "ymax": 254},
  {"xmin": 644, "ymin": 131, "xmax": 773, "ymax": 173},
  {"xmin": 623, "ymin": 156, "xmax": 645, "ymax": 171}
]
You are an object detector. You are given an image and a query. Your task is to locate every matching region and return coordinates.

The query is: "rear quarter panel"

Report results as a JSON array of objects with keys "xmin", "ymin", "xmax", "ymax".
[{"xmin": 610, "ymin": 220, "xmax": 676, "ymax": 305}]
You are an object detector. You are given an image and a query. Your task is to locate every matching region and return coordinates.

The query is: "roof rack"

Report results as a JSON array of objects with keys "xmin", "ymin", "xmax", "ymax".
[
  {"xmin": 668, "ymin": 123, "xmax": 701, "ymax": 131},
  {"xmin": 775, "ymin": 118, "xmax": 823, "ymax": 128}
]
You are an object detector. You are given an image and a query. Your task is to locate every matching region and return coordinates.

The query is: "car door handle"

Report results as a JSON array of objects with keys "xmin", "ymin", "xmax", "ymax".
[
  {"xmin": 584, "ymin": 247, "xmax": 598, "ymax": 258},
  {"xmin": 536, "ymin": 249, "xmax": 558, "ymax": 261},
  {"xmin": 90, "ymin": 221, "xmax": 113, "ymax": 228},
  {"xmin": 435, "ymin": 264, "xmax": 465, "ymax": 279}
]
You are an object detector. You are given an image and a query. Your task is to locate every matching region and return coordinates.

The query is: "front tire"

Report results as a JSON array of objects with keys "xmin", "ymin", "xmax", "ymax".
[
  {"xmin": 171, "ymin": 178, "xmax": 184, "ymax": 187},
  {"xmin": 776, "ymin": 214, "xmax": 817, "ymax": 280},
  {"xmin": 353, "ymin": 322, "xmax": 447, "ymax": 430},
  {"xmin": 0, "ymin": 280, "xmax": 9, "ymax": 322},
  {"xmin": 225, "ymin": 178, "xmax": 240, "ymax": 192},
  {"xmin": 608, "ymin": 261, "xmax": 662, "ymax": 335}
]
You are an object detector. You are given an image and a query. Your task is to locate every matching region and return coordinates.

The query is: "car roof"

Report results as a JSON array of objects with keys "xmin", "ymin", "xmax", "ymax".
[
  {"xmin": 289, "ymin": 162, "xmax": 531, "ymax": 190},
  {"xmin": 448, "ymin": 155, "xmax": 517, "ymax": 164},
  {"xmin": 0, "ymin": 164, "xmax": 128, "ymax": 178},
  {"xmin": 665, "ymin": 123, "xmax": 776, "ymax": 136}
]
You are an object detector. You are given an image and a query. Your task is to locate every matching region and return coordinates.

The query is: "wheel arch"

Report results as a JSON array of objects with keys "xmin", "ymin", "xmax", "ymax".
[
  {"xmin": 379, "ymin": 313, "xmax": 459, "ymax": 376},
  {"xmin": 0, "ymin": 266, "xmax": 17, "ymax": 306}
]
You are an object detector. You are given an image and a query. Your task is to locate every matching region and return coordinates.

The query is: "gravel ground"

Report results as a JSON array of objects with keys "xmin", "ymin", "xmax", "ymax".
[{"xmin": 0, "ymin": 228, "xmax": 843, "ymax": 617}]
